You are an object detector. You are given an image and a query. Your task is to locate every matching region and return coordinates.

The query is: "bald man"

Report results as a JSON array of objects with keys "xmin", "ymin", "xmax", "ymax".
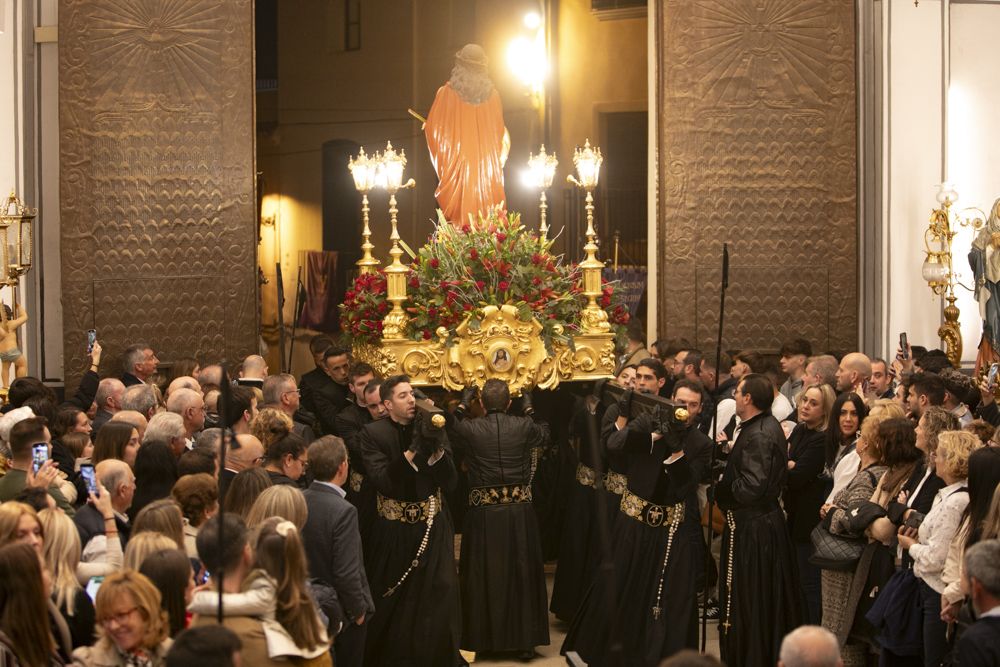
[
  {"xmin": 221, "ymin": 433, "xmax": 265, "ymax": 496},
  {"xmin": 166, "ymin": 387, "xmax": 206, "ymax": 441},
  {"xmin": 92, "ymin": 377, "xmax": 126, "ymax": 433},
  {"xmin": 835, "ymin": 352, "xmax": 872, "ymax": 394},
  {"xmin": 166, "ymin": 375, "xmax": 201, "ymax": 398},
  {"xmin": 778, "ymin": 626, "xmax": 843, "ymax": 667},
  {"xmin": 237, "ymin": 354, "xmax": 268, "ymax": 390}
]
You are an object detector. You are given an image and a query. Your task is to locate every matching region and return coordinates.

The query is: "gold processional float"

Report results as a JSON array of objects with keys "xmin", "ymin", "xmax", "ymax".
[{"xmin": 339, "ymin": 141, "xmax": 629, "ymax": 395}]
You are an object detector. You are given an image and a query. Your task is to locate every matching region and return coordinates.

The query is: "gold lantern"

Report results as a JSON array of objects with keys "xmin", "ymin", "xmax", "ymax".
[
  {"xmin": 567, "ymin": 140, "xmax": 610, "ymax": 334},
  {"xmin": 526, "ymin": 145, "xmax": 558, "ymax": 241},
  {"xmin": 348, "ymin": 147, "xmax": 381, "ymax": 275}
]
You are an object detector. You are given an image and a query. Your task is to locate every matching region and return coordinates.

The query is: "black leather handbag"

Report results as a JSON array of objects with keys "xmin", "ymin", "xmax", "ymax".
[{"xmin": 809, "ymin": 522, "xmax": 867, "ymax": 571}]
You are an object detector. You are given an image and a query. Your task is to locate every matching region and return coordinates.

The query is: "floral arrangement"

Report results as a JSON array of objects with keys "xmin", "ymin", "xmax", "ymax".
[{"xmin": 340, "ymin": 208, "xmax": 629, "ymax": 352}]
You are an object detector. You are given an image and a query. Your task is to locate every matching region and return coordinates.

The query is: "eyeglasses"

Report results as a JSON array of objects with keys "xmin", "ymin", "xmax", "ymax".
[
  {"xmin": 102, "ymin": 607, "xmax": 139, "ymax": 627},
  {"xmin": 282, "ymin": 389, "xmax": 301, "ymax": 396}
]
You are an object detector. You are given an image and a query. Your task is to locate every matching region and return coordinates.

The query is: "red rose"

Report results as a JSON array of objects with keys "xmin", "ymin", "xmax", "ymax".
[
  {"xmin": 475, "ymin": 281, "xmax": 485, "ymax": 290},
  {"xmin": 531, "ymin": 253, "xmax": 542, "ymax": 265},
  {"xmin": 428, "ymin": 307, "xmax": 438, "ymax": 318},
  {"xmin": 470, "ymin": 248, "xmax": 478, "ymax": 260},
  {"xmin": 463, "ymin": 303, "xmax": 472, "ymax": 311},
  {"xmin": 531, "ymin": 276, "xmax": 542, "ymax": 286},
  {"xmin": 430, "ymin": 258, "xmax": 440, "ymax": 269},
  {"xmin": 498, "ymin": 281, "xmax": 510, "ymax": 291},
  {"xmin": 496, "ymin": 232, "xmax": 507, "ymax": 243},
  {"xmin": 409, "ymin": 276, "xmax": 420, "ymax": 288},
  {"xmin": 600, "ymin": 296, "xmax": 611, "ymax": 307},
  {"xmin": 422, "ymin": 330, "xmax": 432, "ymax": 340},
  {"xmin": 462, "ymin": 224, "xmax": 472, "ymax": 234}
]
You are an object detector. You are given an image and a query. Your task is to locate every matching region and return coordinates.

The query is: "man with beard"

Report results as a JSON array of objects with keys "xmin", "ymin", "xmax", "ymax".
[
  {"xmin": 447, "ymin": 380, "xmax": 549, "ymax": 660},
  {"xmin": 424, "ymin": 43, "xmax": 507, "ymax": 225},
  {"xmin": 357, "ymin": 375, "xmax": 463, "ymax": 666},
  {"xmin": 563, "ymin": 375, "xmax": 711, "ymax": 665},
  {"xmin": 716, "ymin": 373, "xmax": 801, "ymax": 666}
]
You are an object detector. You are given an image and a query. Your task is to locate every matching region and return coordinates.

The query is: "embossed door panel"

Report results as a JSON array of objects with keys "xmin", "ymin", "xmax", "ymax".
[
  {"xmin": 655, "ymin": 0, "xmax": 857, "ymax": 353},
  {"xmin": 59, "ymin": 0, "xmax": 258, "ymax": 384}
]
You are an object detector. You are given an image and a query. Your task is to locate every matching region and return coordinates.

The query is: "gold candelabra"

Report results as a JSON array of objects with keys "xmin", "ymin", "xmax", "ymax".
[
  {"xmin": 920, "ymin": 182, "xmax": 986, "ymax": 367},
  {"xmin": 526, "ymin": 145, "xmax": 558, "ymax": 242},
  {"xmin": 378, "ymin": 141, "xmax": 415, "ymax": 340},
  {"xmin": 567, "ymin": 140, "xmax": 610, "ymax": 334},
  {"xmin": 348, "ymin": 148, "xmax": 380, "ymax": 275}
]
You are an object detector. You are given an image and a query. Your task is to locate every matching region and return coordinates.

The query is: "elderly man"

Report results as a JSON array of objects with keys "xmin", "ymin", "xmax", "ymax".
[
  {"xmin": 122, "ymin": 343, "xmax": 159, "ymax": 387},
  {"xmin": 236, "ymin": 354, "xmax": 268, "ymax": 390},
  {"xmin": 197, "ymin": 364, "xmax": 224, "ymax": 391},
  {"xmin": 220, "ymin": 433, "xmax": 265, "ymax": 496},
  {"xmin": 166, "ymin": 375, "xmax": 201, "ymax": 399},
  {"xmin": 956, "ymin": 539, "xmax": 1000, "ymax": 667},
  {"xmin": 121, "ymin": 383, "xmax": 157, "ymax": 422},
  {"xmin": 262, "ymin": 373, "xmax": 314, "ymax": 444},
  {"xmin": 804, "ymin": 355, "xmax": 839, "ymax": 389},
  {"xmin": 835, "ymin": 353, "xmax": 872, "ymax": 395},
  {"xmin": 145, "ymin": 411, "xmax": 189, "ymax": 457},
  {"xmin": 167, "ymin": 387, "xmax": 206, "ymax": 444},
  {"xmin": 76, "ymin": 459, "xmax": 134, "ymax": 561},
  {"xmin": 91, "ymin": 378, "xmax": 125, "ymax": 433},
  {"xmin": 778, "ymin": 626, "xmax": 842, "ymax": 667}
]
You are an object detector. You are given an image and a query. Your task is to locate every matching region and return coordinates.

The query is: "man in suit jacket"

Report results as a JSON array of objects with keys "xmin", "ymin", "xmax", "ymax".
[
  {"xmin": 957, "ymin": 539, "xmax": 1000, "ymax": 667},
  {"xmin": 301, "ymin": 436, "xmax": 374, "ymax": 667}
]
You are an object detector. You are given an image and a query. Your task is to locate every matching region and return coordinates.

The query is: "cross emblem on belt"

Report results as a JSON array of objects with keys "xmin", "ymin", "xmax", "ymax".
[
  {"xmin": 647, "ymin": 505, "xmax": 664, "ymax": 526},
  {"xmin": 404, "ymin": 504, "xmax": 421, "ymax": 523}
]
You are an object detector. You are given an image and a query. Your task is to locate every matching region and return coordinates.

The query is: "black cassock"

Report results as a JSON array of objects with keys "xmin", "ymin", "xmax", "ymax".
[
  {"xmin": 550, "ymin": 398, "xmax": 606, "ymax": 621},
  {"xmin": 336, "ymin": 401, "xmax": 377, "ymax": 544},
  {"xmin": 357, "ymin": 416, "xmax": 465, "ymax": 667},
  {"xmin": 448, "ymin": 409, "xmax": 550, "ymax": 653},
  {"xmin": 716, "ymin": 412, "xmax": 801, "ymax": 667},
  {"xmin": 562, "ymin": 413, "xmax": 711, "ymax": 666}
]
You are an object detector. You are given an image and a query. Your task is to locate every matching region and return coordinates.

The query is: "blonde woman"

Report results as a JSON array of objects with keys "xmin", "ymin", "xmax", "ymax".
[
  {"xmin": 0, "ymin": 501, "xmax": 44, "ymax": 554},
  {"xmin": 245, "ymin": 484, "xmax": 308, "ymax": 530},
  {"xmin": 38, "ymin": 508, "xmax": 96, "ymax": 649},
  {"xmin": 898, "ymin": 430, "xmax": 982, "ymax": 666},
  {"xmin": 123, "ymin": 532, "xmax": 178, "ymax": 571},
  {"xmin": 72, "ymin": 570, "xmax": 172, "ymax": 666},
  {"xmin": 250, "ymin": 408, "xmax": 293, "ymax": 451},
  {"xmin": 132, "ymin": 498, "xmax": 185, "ymax": 551}
]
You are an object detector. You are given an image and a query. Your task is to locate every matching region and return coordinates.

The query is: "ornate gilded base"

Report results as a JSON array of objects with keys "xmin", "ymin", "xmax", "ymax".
[{"xmin": 353, "ymin": 304, "xmax": 616, "ymax": 395}]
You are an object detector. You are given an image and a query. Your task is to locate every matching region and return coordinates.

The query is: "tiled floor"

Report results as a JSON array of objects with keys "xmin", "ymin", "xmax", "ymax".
[{"xmin": 466, "ymin": 570, "xmax": 722, "ymax": 666}]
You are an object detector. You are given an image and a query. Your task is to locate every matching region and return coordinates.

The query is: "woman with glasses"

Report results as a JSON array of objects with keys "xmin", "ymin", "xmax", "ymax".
[
  {"xmin": 263, "ymin": 432, "xmax": 308, "ymax": 487},
  {"xmin": 72, "ymin": 570, "xmax": 172, "ymax": 666}
]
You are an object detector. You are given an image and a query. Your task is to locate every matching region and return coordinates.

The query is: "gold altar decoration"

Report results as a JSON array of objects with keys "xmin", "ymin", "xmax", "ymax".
[
  {"xmin": 921, "ymin": 183, "xmax": 986, "ymax": 368},
  {"xmin": 345, "ymin": 141, "xmax": 620, "ymax": 396},
  {"xmin": 353, "ymin": 305, "xmax": 616, "ymax": 395}
]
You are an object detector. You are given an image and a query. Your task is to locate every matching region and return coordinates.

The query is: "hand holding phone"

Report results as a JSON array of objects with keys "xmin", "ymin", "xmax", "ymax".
[
  {"xmin": 80, "ymin": 464, "xmax": 98, "ymax": 497},
  {"xmin": 86, "ymin": 329, "xmax": 97, "ymax": 354},
  {"xmin": 899, "ymin": 333, "xmax": 909, "ymax": 360},
  {"xmin": 31, "ymin": 444, "xmax": 48, "ymax": 475},
  {"xmin": 988, "ymin": 362, "xmax": 1000, "ymax": 391}
]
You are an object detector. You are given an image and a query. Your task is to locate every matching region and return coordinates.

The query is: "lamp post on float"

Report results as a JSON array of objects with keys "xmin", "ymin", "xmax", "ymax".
[
  {"xmin": 348, "ymin": 147, "xmax": 381, "ymax": 275},
  {"xmin": 567, "ymin": 140, "xmax": 610, "ymax": 334},
  {"xmin": 379, "ymin": 142, "xmax": 415, "ymax": 340},
  {"xmin": 526, "ymin": 145, "xmax": 558, "ymax": 242}
]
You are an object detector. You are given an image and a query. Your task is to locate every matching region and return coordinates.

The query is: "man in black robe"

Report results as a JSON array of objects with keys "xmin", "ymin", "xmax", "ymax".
[
  {"xmin": 716, "ymin": 373, "xmax": 801, "ymax": 667},
  {"xmin": 357, "ymin": 375, "xmax": 464, "ymax": 667},
  {"xmin": 563, "ymin": 372, "xmax": 710, "ymax": 665},
  {"xmin": 300, "ymin": 344, "xmax": 351, "ymax": 436},
  {"xmin": 338, "ymin": 375, "xmax": 382, "ymax": 545},
  {"xmin": 447, "ymin": 380, "xmax": 550, "ymax": 660}
]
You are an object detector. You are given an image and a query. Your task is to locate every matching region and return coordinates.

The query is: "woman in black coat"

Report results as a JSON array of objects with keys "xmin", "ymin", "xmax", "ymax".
[{"xmin": 784, "ymin": 383, "xmax": 836, "ymax": 625}]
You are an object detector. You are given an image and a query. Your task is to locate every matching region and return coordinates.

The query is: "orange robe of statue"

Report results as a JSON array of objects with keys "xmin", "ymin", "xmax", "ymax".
[{"xmin": 424, "ymin": 83, "xmax": 506, "ymax": 226}]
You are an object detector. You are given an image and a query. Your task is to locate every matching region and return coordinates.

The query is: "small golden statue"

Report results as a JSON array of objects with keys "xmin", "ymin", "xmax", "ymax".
[{"xmin": 0, "ymin": 303, "xmax": 27, "ymax": 389}]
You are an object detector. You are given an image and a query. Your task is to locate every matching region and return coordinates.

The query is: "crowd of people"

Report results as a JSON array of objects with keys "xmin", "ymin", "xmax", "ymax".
[{"xmin": 0, "ymin": 329, "xmax": 997, "ymax": 667}]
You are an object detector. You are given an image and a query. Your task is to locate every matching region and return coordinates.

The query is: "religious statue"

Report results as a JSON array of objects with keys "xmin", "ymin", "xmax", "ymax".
[
  {"xmin": 0, "ymin": 304, "xmax": 28, "ymax": 388},
  {"xmin": 424, "ymin": 43, "xmax": 509, "ymax": 226},
  {"xmin": 969, "ymin": 197, "xmax": 1000, "ymax": 370}
]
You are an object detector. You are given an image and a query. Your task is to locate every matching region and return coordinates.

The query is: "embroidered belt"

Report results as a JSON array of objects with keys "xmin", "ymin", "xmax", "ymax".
[
  {"xmin": 576, "ymin": 462, "xmax": 598, "ymax": 487},
  {"xmin": 376, "ymin": 492, "xmax": 441, "ymax": 524},
  {"xmin": 468, "ymin": 483, "xmax": 533, "ymax": 507},
  {"xmin": 604, "ymin": 470, "xmax": 628, "ymax": 496},
  {"xmin": 620, "ymin": 490, "xmax": 684, "ymax": 528},
  {"xmin": 349, "ymin": 470, "xmax": 364, "ymax": 493}
]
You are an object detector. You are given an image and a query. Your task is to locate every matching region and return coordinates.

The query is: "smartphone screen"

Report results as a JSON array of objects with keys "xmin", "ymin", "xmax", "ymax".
[
  {"xmin": 989, "ymin": 363, "xmax": 1000, "ymax": 389},
  {"xmin": 85, "ymin": 576, "xmax": 104, "ymax": 602},
  {"xmin": 86, "ymin": 329, "xmax": 97, "ymax": 353},
  {"xmin": 80, "ymin": 464, "xmax": 98, "ymax": 496},
  {"xmin": 31, "ymin": 444, "xmax": 48, "ymax": 474},
  {"xmin": 899, "ymin": 333, "xmax": 909, "ymax": 359}
]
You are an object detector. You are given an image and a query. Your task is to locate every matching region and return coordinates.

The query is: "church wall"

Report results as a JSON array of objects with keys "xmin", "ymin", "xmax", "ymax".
[
  {"xmin": 57, "ymin": 0, "xmax": 260, "ymax": 386},
  {"xmin": 654, "ymin": 0, "xmax": 859, "ymax": 355},
  {"xmin": 883, "ymin": 0, "xmax": 1000, "ymax": 366}
]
